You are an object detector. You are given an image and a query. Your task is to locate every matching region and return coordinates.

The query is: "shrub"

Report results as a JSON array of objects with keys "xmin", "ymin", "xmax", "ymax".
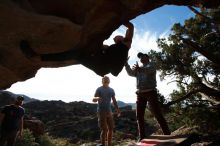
[
  {"xmin": 167, "ymin": 105, "xmax": 220, "ymax": 134},
  {"xmin": 51, "ymin": 137, "xmax": 75, "ymax": 146},
  {"xmin": 37, "ymin": 134, "xmax": 55, "ymax": 146},
  {"xmin": 16, "ymin": 129, "xmax": 35, "ymax": 146}
]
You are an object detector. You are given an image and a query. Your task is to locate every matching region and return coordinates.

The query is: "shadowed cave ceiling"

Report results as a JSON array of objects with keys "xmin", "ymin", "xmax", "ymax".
[{"xmin": 0, "ymin": 0, "xmax": 219, "ymax": 89}]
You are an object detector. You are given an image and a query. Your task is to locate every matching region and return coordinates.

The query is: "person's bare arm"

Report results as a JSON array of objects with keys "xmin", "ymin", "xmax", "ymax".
[
  {"xmin": 112, "ymin": 96, "xmax": 120, "ymax": 116},
  {"xmin": 125, "ymin": 57, "xmax": 138, "ymax": 77},
  {"xmin": 18, "ymin": 116, "xmax": 24, "ymax": 138},
  {"xmin": 93, "ymin": 97, "xmax": 100, "ymax": 103},
  {"xmin": 123, "ymin": 22, "xmax": 134, "ymax": 48}
]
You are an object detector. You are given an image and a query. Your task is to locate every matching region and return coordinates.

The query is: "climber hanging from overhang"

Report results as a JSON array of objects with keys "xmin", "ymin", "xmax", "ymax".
[{"xmin": 20, "ymin": 21, "xmax": 134, "ymax": 77}]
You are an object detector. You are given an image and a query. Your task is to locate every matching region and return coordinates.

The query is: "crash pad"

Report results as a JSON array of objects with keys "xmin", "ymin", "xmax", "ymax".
[{"xmin": 136, "ymin": 135, "xmax": 187, "ymax": 146}]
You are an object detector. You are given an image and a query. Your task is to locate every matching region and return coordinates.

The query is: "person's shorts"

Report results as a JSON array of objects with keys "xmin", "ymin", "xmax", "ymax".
[{"xmin": 97, "ymin": 112, "xmax": 114, "ymax": 130}]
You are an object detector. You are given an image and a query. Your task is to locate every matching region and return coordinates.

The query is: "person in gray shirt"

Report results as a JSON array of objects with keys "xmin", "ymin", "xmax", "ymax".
[
  {"xmin": 125, "ymin": 52, "xmax": 170, "ymax": 140},
  {"xmin": 93, "ymin": 76, "xmax": 120, "ymax": 146}
]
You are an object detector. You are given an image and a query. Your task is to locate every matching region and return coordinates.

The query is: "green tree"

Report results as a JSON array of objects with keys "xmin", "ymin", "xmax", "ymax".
[
  {"xmin": 148, "ymin": 7, "xmax": 220, "ymax": 133},
  {"xmin": 151, "ymin": 6, "xmax": 220, "ymax": 107}
]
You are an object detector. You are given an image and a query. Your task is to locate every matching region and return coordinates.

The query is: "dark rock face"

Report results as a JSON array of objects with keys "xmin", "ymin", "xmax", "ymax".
[{"xmin": 0, "ymin": 0, "xmax": 219, "ymax": 89}]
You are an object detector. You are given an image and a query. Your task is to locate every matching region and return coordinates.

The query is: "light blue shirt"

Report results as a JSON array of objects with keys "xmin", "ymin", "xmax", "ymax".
[{"xmin": 94, "ymin": 86, "xmax": 115, "ymax": 112}]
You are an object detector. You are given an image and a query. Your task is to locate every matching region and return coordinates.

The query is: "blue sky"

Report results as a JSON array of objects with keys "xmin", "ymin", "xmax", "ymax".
[
  {"xmin": 7, "ymin": 5, "xmax": 195, "ymax": 103},
  {"xmin": 135, "ymin": 5, "xmax": 193, "ymax": 32}
]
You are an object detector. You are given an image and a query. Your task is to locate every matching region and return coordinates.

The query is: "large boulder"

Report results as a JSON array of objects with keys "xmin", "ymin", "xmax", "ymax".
[
  {"xmin": 24, "ymin": 117, "xmax": 45, "ymax": 136},
  {"xmin": 0, "ymin": 0, "xmax": 219, "ymax": 89}
]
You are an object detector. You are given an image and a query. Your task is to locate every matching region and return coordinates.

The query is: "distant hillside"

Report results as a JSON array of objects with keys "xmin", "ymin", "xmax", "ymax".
[
  {"xmin": 127, "ymin": 103, "xmax": 136, "ymax": 109},
  {"xmin": 23, "ymin": 100, "xmax": 155, "ymax": 143},
  {"xmin": 0, "ymin": 90, "xmax": 38, "ymax": 107},
  {"xmin": 117, "ymin": 100, "xmax": 128, "ymax": 107},
  {"xmin": 0, "ymin": 90, "xmax": 15, "ymax": 107},
  {"xmin": 0, "ymin": 92, "xmax": 155, "ymax": 143},
  {"xmin": 17, "ymin": 94, "xmax": 38, "ymax": 103},
  {"xmin": 117, "ymin": 100, "xmax": 136, "ymax": 109}
]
